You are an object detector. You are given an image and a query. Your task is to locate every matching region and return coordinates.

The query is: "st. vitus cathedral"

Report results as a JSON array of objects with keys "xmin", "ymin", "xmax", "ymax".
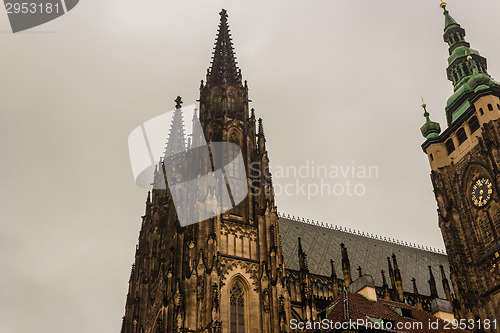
[{"xmin": 121, "ymin": 3, "xmax": 499, "ymax": 333}]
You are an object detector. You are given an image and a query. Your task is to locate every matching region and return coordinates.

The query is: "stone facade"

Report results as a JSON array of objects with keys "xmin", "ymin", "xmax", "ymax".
[
  {"xmin": 420, "ymin": 3, "xmax": 500, "ymax": 329},
  {"xmin": 121, "ymin": 10, "xmax": 289, "ymax": 333}
]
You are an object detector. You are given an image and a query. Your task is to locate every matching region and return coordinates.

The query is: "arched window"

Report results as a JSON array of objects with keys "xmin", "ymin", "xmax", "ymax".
[
  {"xmin": 488, "ymin": 104, "xmax": 493, "ymax": 111},
  {"xmin": 445, "ymin": 139, "xmax": 455, "ymax": 155},
  {"xmin": 226, "ymin": 133, "xmax": 244, "ymax": 215},
  {"xmin": 457, "ymin": 128, "xmax": 467, "ymax": 145},
  {"xmin": 228, "ymin": 92, "xmax": 236, "ymax": 112},
  {"xmin": 230, "ymin": 282, "xmax": 245, "ymax": 333},
  {"xmin": 213, "ymin": 93, "xmax": 222, "ymax": 112},
  {"xmin": 468, "ymin": 116, "xmax": 480, "ymax": 134},
  {"xmin": 226, "ymin": 133, "xmax": 242, "ymax": 179},
  {"xmin": 479, "ymin": 107, "xmax": 484, "ymax": 115}
]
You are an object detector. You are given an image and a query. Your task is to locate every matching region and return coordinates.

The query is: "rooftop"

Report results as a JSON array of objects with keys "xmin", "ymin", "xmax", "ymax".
[{"xmin": 278, "ymin": 213, "xmax": 451, "ymax": 297}]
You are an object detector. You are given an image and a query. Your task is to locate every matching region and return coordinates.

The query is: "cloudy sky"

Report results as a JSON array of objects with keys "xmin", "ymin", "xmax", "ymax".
[{"xmin": 1, "ymin": 0, "xmax": 499, "ymax": 332}]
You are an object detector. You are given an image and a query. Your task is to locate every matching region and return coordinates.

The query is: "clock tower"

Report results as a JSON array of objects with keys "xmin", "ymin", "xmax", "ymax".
[{"xmin": 421, "ymin": 1, "xmax": 500, "ymax": 326}]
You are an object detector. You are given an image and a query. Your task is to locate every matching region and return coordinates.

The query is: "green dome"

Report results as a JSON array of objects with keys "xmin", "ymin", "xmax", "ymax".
[{"xmin": 420, "ymin": 106, "xmax": 441, "ymax": 139}]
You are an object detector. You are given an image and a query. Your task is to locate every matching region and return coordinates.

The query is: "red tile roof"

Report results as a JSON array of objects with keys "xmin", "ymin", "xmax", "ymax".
[{"xmin": 305, "ymin": 291, "xmax": 468, "ymax": 333}]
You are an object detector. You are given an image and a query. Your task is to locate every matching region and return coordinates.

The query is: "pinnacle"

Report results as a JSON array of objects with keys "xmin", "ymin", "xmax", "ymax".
[{"xmin": 164, "ymin": 99, "xmax": 187, "ymax": 158}]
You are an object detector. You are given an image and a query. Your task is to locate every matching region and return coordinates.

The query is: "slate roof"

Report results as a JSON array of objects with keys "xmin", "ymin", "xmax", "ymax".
[
  {"xmin": 307, "ymin": 291, "xmax": 467, "ymax": 333},
  {"xmin": 278, "ymin": 216, "xmax": 452, "ymax": 297}
]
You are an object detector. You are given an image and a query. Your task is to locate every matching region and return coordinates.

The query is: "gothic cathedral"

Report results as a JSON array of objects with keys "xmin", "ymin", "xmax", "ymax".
[
  {"xmin": 421, "ymin": 1, "xmax": 500, "ymax": 324},
  {"xmin": 121, "ymin": 10, "xmax": 290, "ymax": 333},
  {"xmin": 121, "ymin": 3, "xmax": 500, "ymax": 333}
]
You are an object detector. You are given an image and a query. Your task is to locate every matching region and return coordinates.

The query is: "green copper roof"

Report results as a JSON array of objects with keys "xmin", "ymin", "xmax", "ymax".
[
  {"xmin": 448, "ymin": 46, "xmax": 479, "ymax": 66},
  {"xmin": 440, "ymin": 5, "xmax": 492, "ymax": 125},
  {"xmin": 450, "ymin": 100, "xmax": 471, "ymax": 123},
  {"xmin": 444, "ymin": 10, "xmax": 460, "ymax": 32},
  {"xmin": 420, "ymin": 105, "xmax": 441, "ymax": 139}
]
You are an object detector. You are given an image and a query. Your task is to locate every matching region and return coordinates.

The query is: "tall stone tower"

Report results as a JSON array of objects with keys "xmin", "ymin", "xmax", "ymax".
[
  {"xmin": 421, "ymin": 1, "xmax": 500, "ymax": 325},
  {"xmin": 121, "ymin": 9, "xmax": 291, "ymax": 333}
]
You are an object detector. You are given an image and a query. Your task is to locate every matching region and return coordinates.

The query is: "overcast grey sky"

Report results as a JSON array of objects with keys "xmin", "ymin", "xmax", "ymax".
[{"xmin": 1, "ymin": 0, "xmax": 499, "ymax": 332}]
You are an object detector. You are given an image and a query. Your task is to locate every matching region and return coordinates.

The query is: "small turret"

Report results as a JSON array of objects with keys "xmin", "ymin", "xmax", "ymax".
[
  {"xmin": 341, "ymin": 243, "xmax": 352, "ymax": 288},
  {"xmin": 387, "ymin": 257, "xmax": 396, "ymax": 292},
  {"xmin": 440, "ymin": 265, "xmax": 453, "ymax": 305},
  {"xmin": 392, "ymin": 254, "xmax": 405, "ymax": 302},
  {"xmin": 330, "ymin": 260, "xmax": 340, "ymax": 298},
  {"xmin": 298, "ymin": 237, "xmax": 308, "ymax": 272},
  {"xmin": 258, "ymin": 118, "xmax": 266, "ymax": 154},
  {"xmin": 428, "ymin": 266, "xmax": 439, "ymax": 299},
  {"xmin": 420, "ymin": 102, "xmax": 441, "ymax": 139},
  {"xmin": 412, "ymin": 277, "xmax": 423, "ymax": 310},
  {"xmin": 381, "ymin": 270, "xmax": 390, "ymax": 300}
]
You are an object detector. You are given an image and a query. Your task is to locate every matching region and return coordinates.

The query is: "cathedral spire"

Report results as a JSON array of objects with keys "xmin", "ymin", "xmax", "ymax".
[
  {"xmin": 207, "ymin": 9, "xmax": 241, "ymax": 86},
  {"xmin": 434, "ymin": 1, "xmax": 499, "ymax": 126},
  {"xmin": 440, "ymin": 1, "xmax": 489, "ymax": 91},
  {"xmin": 164, "ymin": 96, "xmax": 187, "ymax": 158}
]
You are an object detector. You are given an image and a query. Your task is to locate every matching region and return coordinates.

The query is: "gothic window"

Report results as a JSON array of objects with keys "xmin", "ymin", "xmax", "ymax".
[
  {"xmin": 488, "ymin": 104, "xmax": 493, "ymax": 111},
  {"xmin": 226, "ymin": 134, "xmax": 242, "ymax": 179},
  {"xmin": 213, "ymin": 94, "xmax": 222, "ymax": 112},
  {"xmin": 468, "ymin": 116, "xmax": 480, "ymax": 134},
  {"xmin": 457, "ymin": 128, "xmax": 467, "ymax": 145},
  {"xmin": 228, "ymin": 92, "xmax": 236, "ymax": 112},
  {"xmin": 445, "ymin": 138, "xmax": 455, "ymax": 155},
  {"xmin": 230, "ymin": 282, "xmax": 245, "ymax": 333}
]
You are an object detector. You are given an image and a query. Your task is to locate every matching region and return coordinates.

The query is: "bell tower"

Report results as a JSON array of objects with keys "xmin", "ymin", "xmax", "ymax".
[
  {"xmin": 121, "ymin": 9, "xmax": 291, "ymax": 333},
  {"xmin": 421, "ymin": 1, "xmax": 500, "ymax": 326}
]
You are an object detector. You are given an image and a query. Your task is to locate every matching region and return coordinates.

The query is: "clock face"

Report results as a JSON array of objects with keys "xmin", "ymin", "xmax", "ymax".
[{"xmin": 471, "ymin": 178, "xmax": 493, "ymax": 207}]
